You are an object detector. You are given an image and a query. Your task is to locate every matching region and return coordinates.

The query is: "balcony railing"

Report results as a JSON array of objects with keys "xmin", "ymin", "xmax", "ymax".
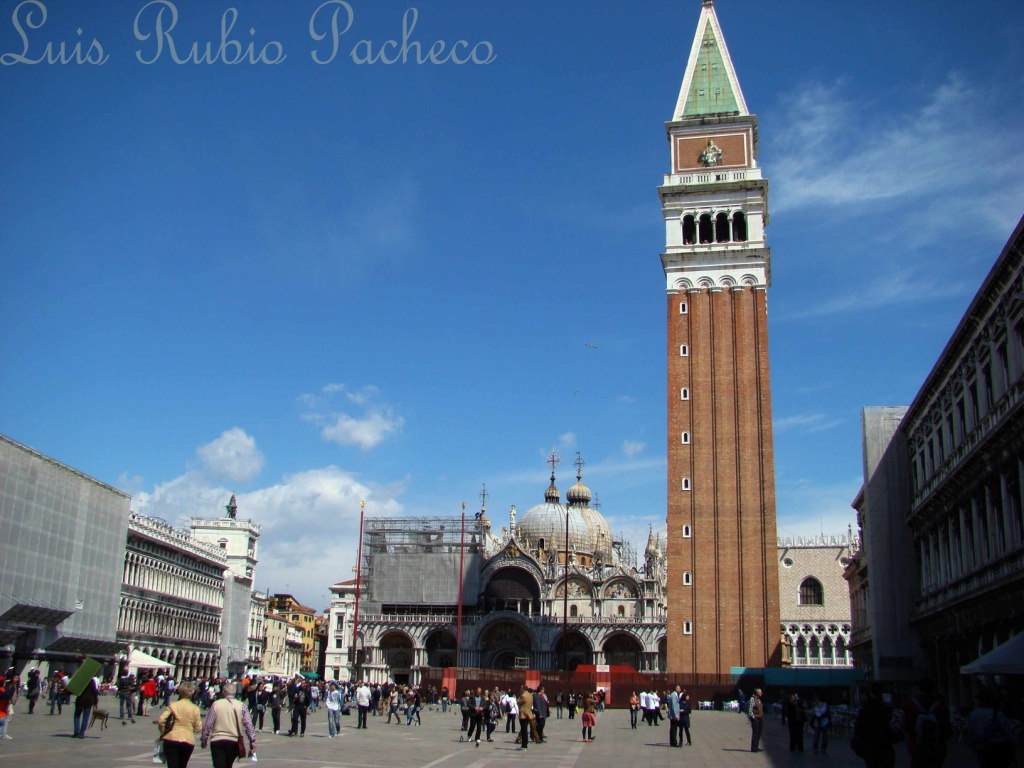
[
  {"xmin": 912, "ymin": 379, "xmax": 1023, "ymax": 512},
  {"xmin": 662, "ymin": 168, "xmax": 762, "ymax": 186},
  {"xmin": 356, "ymin": 612, "xmax": 664, "ymax": 626},
  {"xmin": 914, "ymin": 548, "xmax": 1024, "ymax": 617}
]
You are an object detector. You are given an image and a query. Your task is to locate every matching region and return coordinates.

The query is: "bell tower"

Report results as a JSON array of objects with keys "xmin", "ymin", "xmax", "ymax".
[{"xmin": 661, "ymin": 0, "xmax": 781, "ymax": 674}]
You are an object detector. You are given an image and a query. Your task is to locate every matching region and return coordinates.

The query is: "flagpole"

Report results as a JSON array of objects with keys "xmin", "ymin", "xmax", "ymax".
[
  {"xmin": 353, "ymin": 500, "xmax": 365, "ymax": 680},
  {"xmin": 456, "ymin": 502, "xmax": 466, "ymax": 668}
]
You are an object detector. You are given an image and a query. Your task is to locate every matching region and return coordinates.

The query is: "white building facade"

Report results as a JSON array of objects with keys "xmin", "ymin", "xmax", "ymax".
[
  {"xmin": 325, "ymin": 579, "xmax": 358, "ymax": 682},
  {"xmin": 777, "ymin": 535, "xmax": 855, "ymax": 669},
  {"xmin": 118, "ymin": 512, "xmax": 226, "ymax": 680},
  {"xmin": 191, "ymin": 494, "xmax": 262, "ymax": 675}
]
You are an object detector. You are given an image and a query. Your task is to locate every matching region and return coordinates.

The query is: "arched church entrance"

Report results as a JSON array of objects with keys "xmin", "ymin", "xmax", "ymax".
[
  {"xmin": 379, "ymin": 630, "xmax": 415, "ymax": 685},
  {"xmin": 603, "ymin": 633, "xmax": 643, "ymax": 670},
  {"xmin": 479, "ymin": 620, "xmax": 533, "ymax": 669},
  {"xmin": 553, "ymin": 631, "xmax": 593, "ymax": 671},
  {"xmin": 483, "ymin": 566, "xmax": 541, "ymax": 615},
  {"xmin": 424, "ymin": 629, "xmax": 457, "ymax": 668}
]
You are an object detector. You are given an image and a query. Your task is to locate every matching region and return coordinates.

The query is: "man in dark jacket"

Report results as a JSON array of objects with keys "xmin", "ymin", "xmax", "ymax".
[
  {"xmin": 853, "ymin": 683, "xmax": 897, "ymax": 768},
  {"xmin": 534, "ymin": 686, "xmax": 549, "ymax": 743}
]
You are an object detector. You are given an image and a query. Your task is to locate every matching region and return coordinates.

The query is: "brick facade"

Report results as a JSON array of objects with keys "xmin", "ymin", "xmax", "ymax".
[{"xmin": 661, "ymin": 2, "xmax": 780, "ymax": 674}]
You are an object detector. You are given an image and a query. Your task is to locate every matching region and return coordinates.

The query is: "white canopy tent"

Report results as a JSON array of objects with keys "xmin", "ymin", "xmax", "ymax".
[
  {"xmin": 960, "ymin": 634, "xmax": 1024, "ymax": 675},
  {"xmin": 128, "ymin": 648, "xmax": 175, "ymax": 671}
]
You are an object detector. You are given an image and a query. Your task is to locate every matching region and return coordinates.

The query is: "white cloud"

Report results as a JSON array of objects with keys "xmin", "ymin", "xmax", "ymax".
[
  {"xmin": 773, "ymin": 414, "xmax": 843, "ymax": 433},
  {"xmin": 134, "ymin": 464, "xmax": 405, "ymax": 607},
  {"xmin": 299, "ymin": 384, "xmax": 404, "ymax": 450},
  {"xmin": 559, "ymin": 432, "xmax": 577, "ymax": 449},
  {"xmin": 117, "ymin": 472, "xmax": 145, "ymax": 494},
  {"xmin": 768, "ymin": 75, "xmax": 1024, "ymax": 237},
  {"xmin": 345, "ymin": 385, "xmax": 379, "ymax": 406},
  {"xmin": 622, "ymin": 440, "xmax": 645, "ymax": 458},
  {"xmin": 616, "ymin": 395, "xmax": 637, "ymax": 404},
  {"xmin": 775, "ymin": 476, "xmax": 862, "ymax": 542},
  {"xmin": 321, "ymin": 410, "xmax": 404, "ymax": 450},
  {"xmin": 781, "ymin": 269, "xmax": 973, "ymax": 320},
  {"xmin": 195, "ymin": 428, "xmax": 265, "ymax": 483}
]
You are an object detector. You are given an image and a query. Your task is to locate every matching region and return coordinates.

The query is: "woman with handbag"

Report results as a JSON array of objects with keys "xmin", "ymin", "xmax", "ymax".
[
  {"xmin": 157, "ymin": 682, "xmax": 202, "ymax": 768},
  {"xmin": 200, "ymin": 682, "xmax": 256, "ymax": 768}
]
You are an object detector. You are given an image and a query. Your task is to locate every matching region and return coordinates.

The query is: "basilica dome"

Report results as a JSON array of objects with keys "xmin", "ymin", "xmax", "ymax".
[
  {"xmin": 517, "ymin": 473, "xmax": 591, "ymax": 559},
  {"xmin": 566, "ymin": 473, "xmax": 614, "ymax": 563}
]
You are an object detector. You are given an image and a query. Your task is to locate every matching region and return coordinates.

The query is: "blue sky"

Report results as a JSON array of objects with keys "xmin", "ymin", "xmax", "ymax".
[{"xmin": 2, "ymin": 0, "xmax": 1023, "ymax": 609}]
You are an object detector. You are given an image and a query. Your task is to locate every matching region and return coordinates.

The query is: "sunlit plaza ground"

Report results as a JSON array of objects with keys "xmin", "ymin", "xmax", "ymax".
[{"xmin": 0, "ymin": 698, "xmax": 986, "ymax": 768}]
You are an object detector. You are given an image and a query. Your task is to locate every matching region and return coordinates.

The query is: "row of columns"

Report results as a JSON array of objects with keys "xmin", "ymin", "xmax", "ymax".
[
  {"xmin": 919, "ymin": 453, "xmax": 1024, "ymax": 593},
  {"xmin": 914, "ymin": 323, "xmax": 1022, "ymax": 490},
  {"xmin": 124, "ymin": 550, "xmax": 223, "ymax": 607}
]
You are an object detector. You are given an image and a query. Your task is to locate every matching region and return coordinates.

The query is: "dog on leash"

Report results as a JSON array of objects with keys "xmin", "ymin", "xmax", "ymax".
[{"xmin": 89, "ymin": 709, "xmax": 110, "ymax": 730}]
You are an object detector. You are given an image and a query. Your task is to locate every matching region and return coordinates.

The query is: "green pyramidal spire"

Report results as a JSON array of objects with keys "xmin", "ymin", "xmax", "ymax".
[{"xmin": 673, "ymin": 1, "xmax": 749, "ymax": 120}]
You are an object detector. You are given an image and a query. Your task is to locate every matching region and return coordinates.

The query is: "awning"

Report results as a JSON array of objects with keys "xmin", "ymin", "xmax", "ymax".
[
  {"xmin": 129, "ymin": 648, "xmax": 175, "ymax": 670},
  {"xmin": 960, "ymin": 634, "xmax": 1024, "ymax": 675},
  {"xmin": 46, "ymin": 636, "xmax": 123, "ymax": 657},
  {"xmin": 1, "ymin": 602, "xmax": 75, "ymax": 627}
]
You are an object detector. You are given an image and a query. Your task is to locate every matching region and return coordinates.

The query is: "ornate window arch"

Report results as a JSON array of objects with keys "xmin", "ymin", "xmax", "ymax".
[{"xmin": 799, "ymin": 577, "xmax": 824, "ymax": 606}]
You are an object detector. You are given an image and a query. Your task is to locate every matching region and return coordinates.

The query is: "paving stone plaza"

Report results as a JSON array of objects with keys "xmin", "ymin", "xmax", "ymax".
[{"xmin": 0, "ymin": 701, "xmax": 978, "ymax": 768}]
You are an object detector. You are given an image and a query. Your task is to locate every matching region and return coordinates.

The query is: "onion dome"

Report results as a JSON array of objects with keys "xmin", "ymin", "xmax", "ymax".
[
  {"xmin": 518, "ymin": 471, "xmax": 590, "ymax": 557},
  {"xmin": 544, "ymin": 473, "xmax": 560, "ymax": 503},
  {"xmin": 566, "ymin": 477, "xmax": 592, "ymax": 506},
  {"xmin": 565, "ymin": 459, "xmax": 613, "ymax": 563}
]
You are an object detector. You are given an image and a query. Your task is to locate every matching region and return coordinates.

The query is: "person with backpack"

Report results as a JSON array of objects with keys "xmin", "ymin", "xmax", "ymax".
[
  {"xmin": 501, "ymin": 688, "xmax": 518, "ymax": 732},
  {"xmin": 852, "ymin": 682, "xmax": 898, "ymax": 768},
  {"xmin": 288, "ymin": 682, "xmax": 309, "ymax": 737},
  {"xmin": 901, "ymin": 678, "xmax": 951, "ymax": 768},
  {"xmin": 968, "ymin": 687, "xmax": 1017, "ymax": 768},
  {"xmin": 48, "ymin": 671, "xmax": 65, "ymax": 715}
]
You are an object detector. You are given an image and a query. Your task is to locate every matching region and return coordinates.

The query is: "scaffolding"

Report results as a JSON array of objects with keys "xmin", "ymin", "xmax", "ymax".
[{"xmin": 361, "ymin": 517, "xmax": 487, "ymax": 608}]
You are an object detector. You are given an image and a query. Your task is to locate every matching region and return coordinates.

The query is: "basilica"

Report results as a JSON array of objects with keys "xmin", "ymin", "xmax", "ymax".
[{"xmin": 329, "ymin": 455, "xmax": 669, "ymax": 685}]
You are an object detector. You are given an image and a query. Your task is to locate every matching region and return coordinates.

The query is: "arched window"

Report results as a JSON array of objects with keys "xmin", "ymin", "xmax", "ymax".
[
  {"xmin": 681, "ymin": 477, "xmax": 691, "ymax": 491},
  {"xmin": 809, "ymin": 635, "xmax": 820, "ymax": 665},
  {"xmin": 679, "ymin": 344, "xmax": 689, "ymax": 356},
  {"xmin": 698, "ymin": 214, "xmax": 713, "ymax": 244},
  {"xmin": 683, "ymin": 571, "xmax": 692, "ymax": 586},
  {"xmin": 795, "ymin": 635, "xmax": 807, "ymax": 665},
  {"xmin": 617, "ymin": 605, "xmax": 625, "ymax": 617},
  {"xmin": 681, "ymin": 432, "xmax": 690, "ymax": 445},
  {"xmin": 570, "ymin": 605, "xmax": 578, "ymax": 618},
  {"xmin": 682, "ymin": 525, "xmax": 692, "ymax": 538},
  {"xmin": 822, "ymin": 635, "xmax": 834, "ymax": 666},
  {"xmin": 680, "ymin": 388, "xmax": 690, "ymax": 400},
  {"xmin": 799, "ymin": 577, "xmax": 824, "ymax": 606},
  {"xmin": 732, "ymin": 211, "xmax": 747, "ymax": 242},
  {"xmin": 537, "ymin": 537, "xmax": 545, "ymax": 550},
  {"xmin": 683, "ymin": 620, "xmax": 693, "ymax": 635},
  {"xmin": 715, "ymin": 212, "xmax": 730, "ymax": 243},
  {"xmin": 682, "ymin": 215, "xmax": 696, "ymax": 245},
  {"xmin": 836, "ymin": 636, "xmax": 848, "ymax": 666}
]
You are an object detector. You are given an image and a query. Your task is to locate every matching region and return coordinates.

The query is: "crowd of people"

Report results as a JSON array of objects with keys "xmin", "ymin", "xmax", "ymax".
[{"xmin": 0, "ymin": 666, "xmax": 1018, "ymax": 767}]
